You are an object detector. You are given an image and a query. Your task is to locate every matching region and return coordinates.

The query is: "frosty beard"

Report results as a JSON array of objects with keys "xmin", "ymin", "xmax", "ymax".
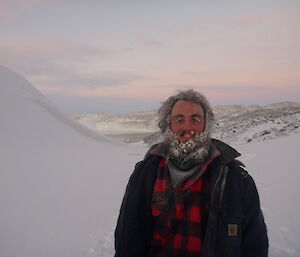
[{"xmin": 164, "ymin": 129, "xmax": 211, "ymax": 169}]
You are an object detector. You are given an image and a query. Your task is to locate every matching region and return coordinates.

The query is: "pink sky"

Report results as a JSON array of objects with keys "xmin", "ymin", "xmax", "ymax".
[{"xmin": 0, "ymin": 0, "xmax": 299, "ymax": 114}]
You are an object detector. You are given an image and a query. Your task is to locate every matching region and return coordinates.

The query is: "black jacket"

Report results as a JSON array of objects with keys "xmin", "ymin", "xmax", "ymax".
[{"xmin": 115, "ymin": 139, "xmax": 268, "ymax": 257}]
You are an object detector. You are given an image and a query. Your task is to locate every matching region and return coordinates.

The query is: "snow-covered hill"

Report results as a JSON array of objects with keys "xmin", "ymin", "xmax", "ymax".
[
  {"xmin": 1, "ymin": 65, "xmax": 300, "ymax": 257},
  {"xmin": 213, "ymin": 106, "xmax": 300, "ymax": 145},
  {"xmin": 0, "ymin": 65, "xmax": 144, "ymax": 257},
  {"xmin": 74, "ymin": 109, "xmax": 158, "ymax": 133},
  {"xmin": 74, "ymin": 102, "xmax": 300, "ymax": 144}
]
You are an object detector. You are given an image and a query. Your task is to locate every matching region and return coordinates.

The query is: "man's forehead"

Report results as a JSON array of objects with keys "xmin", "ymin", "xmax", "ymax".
[
  {"xmin": 171, "ymin": 100, "xmax": 204, "ymax": 115},
  {"xmin": 172, "ymin": 113, "xmax": 202, "ymax": 117}
]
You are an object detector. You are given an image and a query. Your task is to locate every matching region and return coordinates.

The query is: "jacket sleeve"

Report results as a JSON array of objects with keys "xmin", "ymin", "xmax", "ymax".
[
  {"xmin": 114, "ymin": 172, "xmax": 130, "ymax": 257},
  {"xmin": 241, "ymin": 175, "xmax": 268, "ymax": 257},
  {"xmin": 114, "ymin": 161, "xmax": 148, "ymax": 257}
]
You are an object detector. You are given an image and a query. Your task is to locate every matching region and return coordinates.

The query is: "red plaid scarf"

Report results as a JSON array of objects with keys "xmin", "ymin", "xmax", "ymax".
[{"xmin": 148, "ymin": 156, "xmax": 218, "ymax": 257}]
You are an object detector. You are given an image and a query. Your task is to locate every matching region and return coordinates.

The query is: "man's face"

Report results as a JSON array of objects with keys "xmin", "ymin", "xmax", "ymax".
[{"xmin": 170, "ymin": 100, "xmax": 206, "ymax": 143}]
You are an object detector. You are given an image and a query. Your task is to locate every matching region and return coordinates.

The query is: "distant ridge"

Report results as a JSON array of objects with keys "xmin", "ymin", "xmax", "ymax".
[
  {"xmin": 265, "ymin": 101, "xmax": 300, "ymax": 109},
  {"xmin": 74, "ymin": 102, "xmax": 300, "ymax": 134}
]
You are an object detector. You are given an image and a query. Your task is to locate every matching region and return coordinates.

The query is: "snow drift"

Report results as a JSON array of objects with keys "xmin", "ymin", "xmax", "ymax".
[{"xmin": 0, "ymin": 65, "xmax": 143, "ymax": 257}]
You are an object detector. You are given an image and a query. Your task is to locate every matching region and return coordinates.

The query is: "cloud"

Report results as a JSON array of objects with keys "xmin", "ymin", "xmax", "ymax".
[
  {"xmin": 0, "ymin": 37, "xmax": 113, "ymax": 61},
  {"xmin": 27, "ymin": 66, "xmax": 143, "ymax": 93},
  {"xmin": 233, "ymin": 14, "xmax": 265, "ymax": 26},
  {"xmin": 1, "ymin": 0, "xmax": 62, "ymax": 4},
  {"xmin": 0, "ymin": 36, "xmax": 145, "ymax": 93},
  {"xmin": 0, "ymin": 0, "xmax": 63, "ymax": 23},
  {"xmin": 140, "ymin": 40, "xmax": 164, "ymax": 48},
  {"xmin": 166, "ymin": 84, "xmax": 296, "ymax": 93},
  {"xmin": 1, "ymin": 37, "xmax": 114, "ymax": 77},
  {"xmin": 0, "ymin": 7, "xmax": 17, "ymax": 23},
  {"xmin": 231, "ymin": 9, "xmax": 298, "ymax": 27},
  {"xmin": 41, "ymin": 71, "xmax": 142, "ymax": 89}
]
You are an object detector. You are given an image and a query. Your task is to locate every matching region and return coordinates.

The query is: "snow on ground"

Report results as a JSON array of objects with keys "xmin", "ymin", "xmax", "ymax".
[
  {"xmin": 0, "ymin": 65, "xmax": 299, "ymax": 257},
  {"xmin": 238, "ymin": 134, "xmax": 300, "ymax": 257}
]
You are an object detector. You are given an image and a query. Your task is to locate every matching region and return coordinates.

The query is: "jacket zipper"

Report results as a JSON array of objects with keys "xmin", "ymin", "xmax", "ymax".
[{"xmin": 202, "ymin": 164, "xmax": 228, "ymax": 257}]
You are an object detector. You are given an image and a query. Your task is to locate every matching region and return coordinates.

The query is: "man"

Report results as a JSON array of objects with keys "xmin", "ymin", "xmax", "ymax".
[{"xmin": 115, "ymin": 90, "xmax": 268, "ymax": 257}]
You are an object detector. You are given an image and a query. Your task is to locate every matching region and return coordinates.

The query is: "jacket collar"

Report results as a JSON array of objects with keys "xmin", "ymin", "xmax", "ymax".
[
  {"xmin": 146, "ymin": 138, "xmax": 241, "ymax": 166},
  {"xmin": 211, "ymin": 139, "xmax": 241, "ymax": 165}
]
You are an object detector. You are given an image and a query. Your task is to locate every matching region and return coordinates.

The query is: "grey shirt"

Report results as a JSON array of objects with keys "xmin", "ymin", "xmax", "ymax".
[{"xmin": 167, "ymin": 143, "xmax": 219, "ymax": 188}]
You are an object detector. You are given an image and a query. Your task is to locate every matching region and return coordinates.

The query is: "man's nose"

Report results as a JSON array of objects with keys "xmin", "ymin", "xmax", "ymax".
[{"xmin": 182, "ymin": 120, "xmax": 193, "ymax": 131}]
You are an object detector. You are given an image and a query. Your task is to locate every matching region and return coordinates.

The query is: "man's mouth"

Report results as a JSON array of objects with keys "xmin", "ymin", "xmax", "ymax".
[{"xmin": 179, "ymin": 131, "xmax": 196, "ymax": 142}]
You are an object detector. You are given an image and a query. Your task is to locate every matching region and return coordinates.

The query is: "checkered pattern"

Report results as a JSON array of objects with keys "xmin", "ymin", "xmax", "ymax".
[{"xmin": 148, "ymin": 158, "xmax": 214, "ymax": 257}]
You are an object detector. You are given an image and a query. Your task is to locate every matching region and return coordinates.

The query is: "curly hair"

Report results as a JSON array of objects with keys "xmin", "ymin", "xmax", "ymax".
[{"xmin": 158, "ymin": 89, "xmax": 214, "ymax": 133}]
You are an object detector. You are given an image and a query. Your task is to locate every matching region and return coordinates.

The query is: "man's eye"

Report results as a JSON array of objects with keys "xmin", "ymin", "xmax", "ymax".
[
  {"xmin": 175, "ymin": 118, "xmax": 184, "ymax": 123},
  {"xmin": 192, "ymin": 117, "xmax": 201, "ymax": 123}
]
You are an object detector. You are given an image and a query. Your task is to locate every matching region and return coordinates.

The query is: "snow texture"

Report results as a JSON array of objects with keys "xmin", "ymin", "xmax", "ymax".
[{"xmin": 1, "ymin": 65, "xmax": 300, "ymax": 257}]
